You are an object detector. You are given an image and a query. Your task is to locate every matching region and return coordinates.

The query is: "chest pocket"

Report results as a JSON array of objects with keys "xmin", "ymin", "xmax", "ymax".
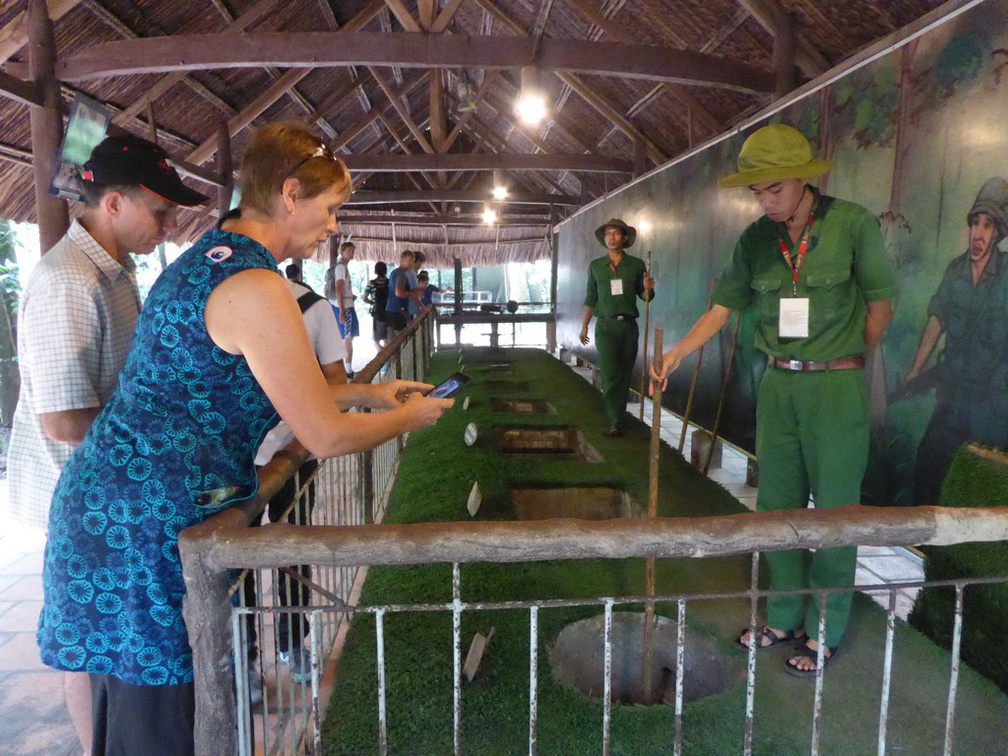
[
  {"xmin": 804, "ymin": 266, "xmax": 853, "ymax": 326},
  {"xmin": 751, "ymin": 276, "xmax": 783, "ymax": 326}
]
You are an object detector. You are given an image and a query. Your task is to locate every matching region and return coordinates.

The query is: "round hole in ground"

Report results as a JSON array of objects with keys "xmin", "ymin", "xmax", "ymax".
[{"xmin": 549, "ymin": 612, "xmax": 739, "ymax": 705}]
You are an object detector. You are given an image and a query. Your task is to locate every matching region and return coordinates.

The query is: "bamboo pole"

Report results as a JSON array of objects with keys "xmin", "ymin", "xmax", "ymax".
[
  {"xmin": 641, "ymin": 327, "xmax": 663, "ymax": 703},
  {"xmin": 703, "ymin": 313, "xmax": 741, "ymax": 476},
  {"xmin": 638, "ymin": 250, "xmax": 652, "ymax": 420}
]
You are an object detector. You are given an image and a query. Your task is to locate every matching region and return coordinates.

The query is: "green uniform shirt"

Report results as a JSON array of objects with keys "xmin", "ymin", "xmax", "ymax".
[
  {"xmin": 584, "ymin": 253, "xmax": 650, "ymax": 318},
  {"xmin": 711, "ymin": 193, "xmax": 897, "ymax": 361},
  {"xmin": 928, "ymin": 249, "xmax": 1008, "ymax": 389}
]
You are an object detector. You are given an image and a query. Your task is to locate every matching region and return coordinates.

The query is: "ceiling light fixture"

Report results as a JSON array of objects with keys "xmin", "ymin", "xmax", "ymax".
[
  {"xmin": 491, "ymin": 169, "xmax": 508, "ymax": 201},
  {"xmin": 482, "ymin": 206, "xmax": 498, "ymax": 225},
  {"xmin": 516, "ymin": 66, "xmax": 547, "ymax": 126}
]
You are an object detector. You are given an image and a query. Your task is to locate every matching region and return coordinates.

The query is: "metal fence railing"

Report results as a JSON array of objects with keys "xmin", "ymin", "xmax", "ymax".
[
  {"xmin": 181, "ymin": 420, "xmax": 1008, "ymax": 756},
  {"xmin": 180, "ymin": 311, "xmax": 434, "ymax": 755}
]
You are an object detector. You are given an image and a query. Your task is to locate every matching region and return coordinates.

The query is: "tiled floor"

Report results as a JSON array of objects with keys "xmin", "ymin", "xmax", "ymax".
[{"xmin": 0, "ymin": 352, "xmax": 925, "ymax": 754}]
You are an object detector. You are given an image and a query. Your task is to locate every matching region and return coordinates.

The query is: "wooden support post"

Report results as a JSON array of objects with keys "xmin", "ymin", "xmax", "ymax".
[
  {"xmin": 145, "ymin": 102, "xmax": 158, "ymax": 143},
  {"xmin": 641, "ymin": 328, "xmax": 663, "ymax": 704},
  {"xmin": 547, "ymin": 207, "xmax": 559, "ymax": 353},
  {"xmin": 773, "ymin": 10, "xmax": 797, "ymax": 99},
  {"xmin": 632, "ymin": 136, "xmax": 646, "ymax": 178},
  {"xmin": 180, "ymin": 509, "xmax": 247, "ymax": 756},
  {"xmin": 27, "ymin": 0, "xmax": 69, "ymax": 254},
  {"xmin": 453, "ymin": 256, "xmax": 463, "ymax": 346},
  {"xmin": 216, "ymin": 121, "xmax": 233, "ymax": 219},
  {"xmin": 703, "ymin": 314, "xmax": 741, "ymax": 476}
]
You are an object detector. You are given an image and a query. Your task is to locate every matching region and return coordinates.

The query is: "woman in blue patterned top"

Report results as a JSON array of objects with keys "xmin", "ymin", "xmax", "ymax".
[{"xmin": 37, "ymin": 122, "xmax": 453, "ymax": 754}]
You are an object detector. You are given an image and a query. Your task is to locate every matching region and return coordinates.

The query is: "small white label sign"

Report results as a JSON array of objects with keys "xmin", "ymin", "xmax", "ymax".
[{"xmin": 779, "ymin": 297, "xmax": 810, "ymax": 339}]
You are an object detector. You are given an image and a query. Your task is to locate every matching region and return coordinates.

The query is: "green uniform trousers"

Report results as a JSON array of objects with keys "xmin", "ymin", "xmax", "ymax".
[
  {"xmin": 756, "ymin": 366, "xmax": 869, "ymax": 648},
  {"xmin": 594, "ymin": 317, "xmax": 639, "ymax": 428}
]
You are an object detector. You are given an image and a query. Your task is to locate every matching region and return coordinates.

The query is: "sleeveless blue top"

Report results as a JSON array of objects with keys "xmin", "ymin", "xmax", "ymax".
[{"xmin": 38, "ymin": 230, "xmax": 280, "ymax": 685}]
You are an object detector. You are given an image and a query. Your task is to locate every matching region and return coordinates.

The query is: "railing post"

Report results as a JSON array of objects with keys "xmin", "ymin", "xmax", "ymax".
[{"xmin": 180, "ymin": 510, "xmax": 247, "ymax": 756}]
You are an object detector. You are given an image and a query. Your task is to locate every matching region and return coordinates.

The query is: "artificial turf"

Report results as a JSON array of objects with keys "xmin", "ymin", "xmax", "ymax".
[{"xmin": 321, "ymin": 348, "xmax": 1008, "ymax": 755}]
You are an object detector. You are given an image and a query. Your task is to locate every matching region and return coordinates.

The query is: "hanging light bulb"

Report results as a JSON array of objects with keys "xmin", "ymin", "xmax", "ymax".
[
  {"xmin": 491, "ymin": 169, "xmax": 508, "ymax": 200},
  {"xmin": 482, "ymin": 205, "xmax": 498, "ymax": 225},
  {"xmin": 516, "ymin": 66, "xmax": 547, "ymax": 126}
]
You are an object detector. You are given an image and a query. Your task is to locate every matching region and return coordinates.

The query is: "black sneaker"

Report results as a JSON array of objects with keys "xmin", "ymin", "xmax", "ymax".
[{"xmin": 603, "ymin": 426, "xmax": 623, "ymax": 437}]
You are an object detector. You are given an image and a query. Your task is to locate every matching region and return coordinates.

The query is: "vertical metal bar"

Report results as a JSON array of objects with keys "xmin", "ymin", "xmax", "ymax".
[
  {"xmin": 529, "ymin": 605, "xmax": 539, "ymax": 756},
  {"xmin": 310, "ymin": 609, "xmax": 322, "ymax": 754},
  {"xmin": 453, "ymin": 562, "xmax": 463, "ymax": 756},
  {"xmin": 376, "ymin": 609, "xmax": 388, "ymax": 756},
  {"xmin": 877, "ymin": 589, "xmax": 897, "ymax": 756},
  {"xmin": 232, "ymin": 610, "xmax": 251, "ymax": 756},
  {"xmin": 743, "ymin": 551, "xmax": 759, "ymax": 756},
  {"xmin": 943, "ymin": 584, "xmax": 964, "ymax": 756},
  {"xmin": 603, "ymin": 599, "xmax": 613, "ymax": 756},
  {"xmin": 810, "ymin": 593, "xmax": 828, "ymax": 756},
  {"xmin": 674, "ymin": 598, "xmax": 686, "ymax": 756}
]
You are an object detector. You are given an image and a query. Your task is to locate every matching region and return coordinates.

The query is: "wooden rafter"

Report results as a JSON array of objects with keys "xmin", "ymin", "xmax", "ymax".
[
  {"xmin": 342, "ymin": 152, "xmax": 632, "ymax": 173},
  {"xmin": 56, "ymin": 33, "xmax": 775, "ymax": 94},
  {"xmin": 0, "ymin": 0, "xmax": 83, "ymax": 65}
]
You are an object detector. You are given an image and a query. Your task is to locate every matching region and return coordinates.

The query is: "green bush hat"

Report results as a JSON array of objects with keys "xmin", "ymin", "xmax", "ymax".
[
  {"xmin": 594, "ymin": 218, "xmax": 637, "ymax": 248},
  {"xmin": 718, "ymin": 123, "xmax": 835, "ymax": 188}
]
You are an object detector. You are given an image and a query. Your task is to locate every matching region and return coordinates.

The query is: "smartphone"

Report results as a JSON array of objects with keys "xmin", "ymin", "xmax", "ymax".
[{"xmin": 425, "ymin": 372, "xmax": 470, "ymax": 399}]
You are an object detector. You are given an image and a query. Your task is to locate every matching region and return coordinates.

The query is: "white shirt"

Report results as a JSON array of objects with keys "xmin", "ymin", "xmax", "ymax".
[
  {"xmin": 7, "ymin": 220, "xmax": 140, "ymax": 529},
  {"xmin": 333, "ymin": 261, "xmax": 354, "ymax": 310},
  {"xmin": 254, "ymin": 280, "xmax": 346, "ymax": 465}
]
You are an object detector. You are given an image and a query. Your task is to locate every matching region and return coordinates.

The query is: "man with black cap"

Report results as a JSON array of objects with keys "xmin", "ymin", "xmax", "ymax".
[
  {"xmin": 580, "ymin": 218, "xmax": 655, "ymax": 437},
  {"xmin": 903, "ymin": 177, "xmax": 1008, "ymax": 506},
  {"xmin": 7, "ymin": 133, "xmax": 206, "ymax": 751},
  {"xmin": 651, "ymin": 123, "xmax": 896, "ymax": 675}
]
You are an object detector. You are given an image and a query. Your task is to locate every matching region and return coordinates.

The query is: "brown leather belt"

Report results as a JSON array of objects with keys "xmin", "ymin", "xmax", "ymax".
[{"xmin": 771, "ymin": 355, "xmax": 865, "ymax": 372}]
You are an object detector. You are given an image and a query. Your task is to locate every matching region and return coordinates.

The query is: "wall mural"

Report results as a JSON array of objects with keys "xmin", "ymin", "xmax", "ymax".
[{"xmin": 557, "ymin": 0, "xmax": 1008, "ymax": 506}]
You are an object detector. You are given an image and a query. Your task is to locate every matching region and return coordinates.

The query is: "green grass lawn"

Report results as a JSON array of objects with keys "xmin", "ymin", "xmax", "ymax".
[{"xmin": 321, "ymin": 348, "xmax": 1008, "ymax": 755}]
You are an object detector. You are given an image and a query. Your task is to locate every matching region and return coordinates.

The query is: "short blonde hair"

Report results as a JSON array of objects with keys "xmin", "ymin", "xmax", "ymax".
[{"xmin": 239, "ymin": 122, "xmax": 351, "ymax": 216}]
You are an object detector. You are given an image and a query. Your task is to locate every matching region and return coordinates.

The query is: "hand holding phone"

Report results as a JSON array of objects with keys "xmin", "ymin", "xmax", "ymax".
[{"xmin": 425, "ymin": 372, "xmax": 470, "ymax": 399}]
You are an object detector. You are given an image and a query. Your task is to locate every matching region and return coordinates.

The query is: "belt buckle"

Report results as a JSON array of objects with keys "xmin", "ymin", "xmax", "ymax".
[{"xmin": 788, "ymin": 359, "xmax": 803, "ymax": 371}]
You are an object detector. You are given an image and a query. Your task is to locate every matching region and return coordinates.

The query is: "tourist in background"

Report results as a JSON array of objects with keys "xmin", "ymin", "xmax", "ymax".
[{"xmin": 363, "ymin": 260, "xmax": 390, "ymax": 349}]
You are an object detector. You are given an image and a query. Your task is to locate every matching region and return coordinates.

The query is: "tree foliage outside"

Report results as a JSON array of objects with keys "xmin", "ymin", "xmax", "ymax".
[{"xmin": 0, "ymin": 219, "xmax": 21, "ymax": 462}]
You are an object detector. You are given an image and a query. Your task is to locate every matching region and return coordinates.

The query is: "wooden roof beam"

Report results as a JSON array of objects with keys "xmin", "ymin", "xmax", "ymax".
[
  {"xmin": 737, "ymin": 0, "xmax": 829, "ymax": 78},
  {"xmin": 336, "ymin": 212, "xmax": 552, "ymax": 226},
  {"xmin": 342, "ymin": 153, "xmax": 632, "ymax": 173},
  {"xmin": 369, "ymin": 67, "xmax": 436, "ymax": 154},
  {"xmin": 0, "ymin": 0, "xmax": 82, "ymax": 65},
  {"xmin": 187, "ymin": 68, "xmax": 311, "ymax": 166},
  {"xmin": 565, "ymin": 0, "xmax": 722, "ymax": 136},
  {"xmin": 57, "ymin": 33, "xmax": 775, "ymax": 93},
  {"xmin": 113, "ymin": 0, "xmax": 283, "ymax": 124},
  {"xmin": 331, "ymin": 73, "xmax": 427, "ymax": 151},
  {"xmin": 344, "ymin": 189, "xmax": 579, "ymax": 206},
  {"xmin": 80, "ymin": 0, "xmax": 235, "ymax": 118}
]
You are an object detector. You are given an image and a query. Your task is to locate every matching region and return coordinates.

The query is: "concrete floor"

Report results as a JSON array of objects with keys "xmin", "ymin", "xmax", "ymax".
[{"xmin": 0, "ymin": 356, "xmax": 925, "ymax": 755}]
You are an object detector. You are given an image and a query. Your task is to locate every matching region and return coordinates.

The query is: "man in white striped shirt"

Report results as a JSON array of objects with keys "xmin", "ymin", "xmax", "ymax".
[{"xmin": 6, "ymin": 134, "xmax": 206, "ymax": 754}]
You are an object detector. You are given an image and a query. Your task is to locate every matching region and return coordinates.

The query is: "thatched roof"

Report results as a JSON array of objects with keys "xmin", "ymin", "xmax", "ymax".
[{"xmin": 0, "ymin": 0, "xmax": 951, "ymax": 263}]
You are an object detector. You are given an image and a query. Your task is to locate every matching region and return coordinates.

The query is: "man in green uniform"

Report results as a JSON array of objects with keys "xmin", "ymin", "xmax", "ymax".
[
  {"xmin": 651, "ymin": 124, "xmax": 896, "ymax": 674},
  {"xmin": 580, "ymin": 218, "xmax": 655, "ymax": 436},
  {"xmin": 903, "ymin": 177, "xmax": 1008, "ymax": 507}
]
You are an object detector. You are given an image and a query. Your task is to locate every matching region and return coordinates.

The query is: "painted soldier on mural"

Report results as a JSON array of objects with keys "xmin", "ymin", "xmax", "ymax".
[{"xmin": 901, "ymin": 177, "xmax": 1008, "ymax": 506}]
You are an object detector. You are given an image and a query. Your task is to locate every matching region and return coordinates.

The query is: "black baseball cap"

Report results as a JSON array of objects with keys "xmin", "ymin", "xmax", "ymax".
[{"xmin": 82, "ymin": 135, "xmax": 208, "ymax": 206}]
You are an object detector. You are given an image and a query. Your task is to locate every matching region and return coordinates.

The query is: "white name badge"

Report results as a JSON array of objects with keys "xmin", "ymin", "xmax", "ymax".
[
  {"xmin": 610, "ymin": 278, "xmax": 624, "ymax": 296},
  {"xmin": 779, "ymin": 297, "xmax": 810, "ymax": 339}
]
